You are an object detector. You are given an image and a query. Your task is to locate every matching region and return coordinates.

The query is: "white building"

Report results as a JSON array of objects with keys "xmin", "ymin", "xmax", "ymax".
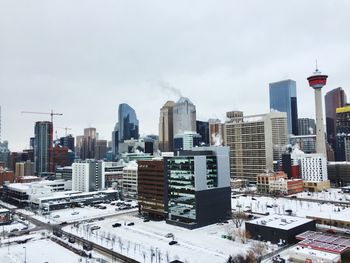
[
  {"xmin": 122, "ymin": 161, "xmax": 138, "ymax": 198},
  {"xmin": 173, "ymin": 131, "xmax": 201, "ymax": 151},
  {"xmin": 300, "ymin": 154, "xmax": 328, "ymax": 182},
  {"xmin": 72, "ymin": 160, "xmax": 105, "ymax": 192}
]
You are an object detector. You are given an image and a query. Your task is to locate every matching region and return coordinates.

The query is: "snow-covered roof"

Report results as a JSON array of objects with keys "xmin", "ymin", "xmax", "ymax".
[{"xmin": 247, "ymin": 215, "xmax": 314, "ymax": 230}]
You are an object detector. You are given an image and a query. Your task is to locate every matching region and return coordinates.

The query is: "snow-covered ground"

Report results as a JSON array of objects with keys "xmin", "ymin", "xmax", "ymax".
[
  {"xmin": 294, "ymin": 188, "xmax": 350, "ymax": 202},
  {"xmin": 232, "ymin": 194, "xmax": 350, "ymax": 222},
  {"xmin": 0, "ymin": 235, "xmax": 90, "ymax": 263},
  {"xmin": 18, "ymin": 202, "xmax": 137, "ymax": 224},
  {"xmin": 64, "ymin": 214, "xmax": 258, "ymax": 263}
]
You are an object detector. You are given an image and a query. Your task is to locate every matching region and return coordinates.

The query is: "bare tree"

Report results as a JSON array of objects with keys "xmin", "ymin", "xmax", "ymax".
[
  {"xmin": 150, "ymin": 247, "xmax": 155, "ymax": 263},
  {"xmin": 230, "ymin": 210, "xmax": 246, "ymax": 228},
  {"xmin": 127, "ymin": 241, "xmax": 130, "ymax": 255},
  {"xmin": 166, "ymin": 251, "xmax": 170, "ymax": 263},
  {"xmin": 142, "ymin": 250, "xmax": 146, "ymax": 263},
  {"xmin": 118, "ymin": 237, "xmax": 123, "ymax": 253},
  {"xmin": 249, "ymin": 241, "xmax": 267, "ymax": 258},
  {"xmin": 245, "ymin": 250, "xmax": 257, "ymax": 263}
]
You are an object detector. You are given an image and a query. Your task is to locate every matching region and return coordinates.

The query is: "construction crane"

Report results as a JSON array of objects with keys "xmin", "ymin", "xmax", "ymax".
[
  {"xmin": 56, "ymin": 126, "xmax": 72, "ymax": 136},
  {"xmin": 21, "ymin": 110, "xmax": 63, "ymax": 123}
]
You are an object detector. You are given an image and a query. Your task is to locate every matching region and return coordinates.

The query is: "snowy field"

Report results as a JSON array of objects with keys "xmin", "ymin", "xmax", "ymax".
[
  {"xmin": 232, "ymin": 194, "xmax": 350, "ymax": 222},
  {"xmin": 64, "ymin": 214, "xmax": 259, "ymax": 263},
  {"xmin": 18, "ymin": 202, "xmax": 138, "ymax": 224},
  {"xmin": 0, "ymin": 236, "xmax": 89, "ymax": 263},
  {"xmin": 294, "ymin": 188, "xmax": 350, "ymax": 202}
]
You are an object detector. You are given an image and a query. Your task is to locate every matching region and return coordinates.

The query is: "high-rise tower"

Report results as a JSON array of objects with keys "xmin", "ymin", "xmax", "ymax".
[
  {"xmin": 307, "ymin": 68, "xmax": 328, "ymax": 157},
  {"xmin": 269, "ymin": 79, "xmax": 299, "ymax": 135},
  {"xmin": 159, "ymin": 101, "xmax": 175, "ymax": 152},
  {"xmin": 34, "ymin": 121, "xmax": 53, "ymax": 175}
]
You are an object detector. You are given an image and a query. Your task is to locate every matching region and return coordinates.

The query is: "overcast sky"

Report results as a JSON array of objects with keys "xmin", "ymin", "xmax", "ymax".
[{"xmin": 1, "ymin": 0, "xmax": 350, "ymax": 151}]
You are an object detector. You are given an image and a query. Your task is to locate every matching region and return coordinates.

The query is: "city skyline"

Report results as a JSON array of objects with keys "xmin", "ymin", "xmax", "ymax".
[{"xmin": 1, "ymin": 1, "xmax": 350, "ymax": 151}]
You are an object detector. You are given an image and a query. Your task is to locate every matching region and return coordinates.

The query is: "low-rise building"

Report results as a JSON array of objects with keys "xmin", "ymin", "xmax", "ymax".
[
  {"xmin": 245, "ymin": 215, "xmax": 316, "ymax": 244},
  {"xmin": 257, "ymin": 172, "xmax": 303, "ymax": 195},
  {"xmin": 122, "ymin": 161, "xmax": 138, "ymax": 198},
  {"xmin": 2, "ymin": 179, "xmax": 72, "ymax": 207}
]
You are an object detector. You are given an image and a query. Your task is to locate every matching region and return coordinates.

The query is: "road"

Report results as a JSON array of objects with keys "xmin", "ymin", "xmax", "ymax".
[{"xmin": 7, "ymin": 207, "xmax": 139, "ymax": 263}]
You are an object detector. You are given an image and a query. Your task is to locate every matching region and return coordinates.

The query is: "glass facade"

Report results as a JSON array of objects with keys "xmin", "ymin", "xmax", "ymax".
[
  {"xmin": 167, "ymin": 155, "xmax": 218, "ymax": 223},
  {"xmin": 335, "ymin": 108, "xmax": 350, "ymax": 161},
  {"xmin": 34, "ymin": 121, "xmax": 53, "ymax": 175},
  {"xmin": 167, "ymin": 157, "xmax": 196, "ymax": 222},
  {"xmin": 118, "ymin": 103, "xmax": 139, "ymax": 142},
  {"xmin": 269, "ymin": 79, "xmax": 298, "ymax": 135}
]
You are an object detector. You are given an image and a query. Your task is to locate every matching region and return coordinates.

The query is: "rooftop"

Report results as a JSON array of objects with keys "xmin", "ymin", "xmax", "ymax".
[{"xmin": 247, "ymin": 215, "xmax": 314, "ymax": 230}]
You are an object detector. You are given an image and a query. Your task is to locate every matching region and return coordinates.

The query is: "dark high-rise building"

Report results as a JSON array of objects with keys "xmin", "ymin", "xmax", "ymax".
[
  {"xmin": 118, "ymin": 103, "xmax": 139, "ymax": 142},
  {"xmin": 59, "ymin": 135, "xmax": 75, "ymax": 152},
  {"xmin": 159, "ymin": 101, "xmax": 175, "ymax": 152},
  {"xmin": 53, "ymin": 146, "xmax": 70, "ymax": 168},
  {"xmin": 111, "ymin": 124, "xmax": 119, "ymax": 159},
  {"xmin": 196, "ymin": 120, "xmax": 209, "ymax": 146},
  {"xmin": 269, "ymin": 79, "xmax": 298, "ymax": 135},
  {"xmin": 335, "ymin": 106, "xmax": 350, "ymax": 161},
  {"xmin": 298, "ymin": 118, "xmax": 316, "ymax": 135},
  {"xmin": 81, "ymin": 128, "xmax": 96, "ymax": 160},
  {"xmin": 325, "ymin": 87, "xmax": 347, "ymax": 149},
  {"xmin": 95, "ymin": 140, "xmax": 107, "ymax": 160},
  {"xmin": 34, "ymin": 121, "xmax": 53, "ymax": 176}
]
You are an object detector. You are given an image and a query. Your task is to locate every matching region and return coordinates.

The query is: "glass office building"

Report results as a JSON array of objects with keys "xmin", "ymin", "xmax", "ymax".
[
  {"xmin": 269, "ymin": 79, "xmax": 298, "ymax": 135},
  {"xmin": 165, "ymin": 147, "xmax": 231, "ymax": 229},
  {"xmin": 118, "ymin": 103, "xmax": 139, "ymax": 142}
]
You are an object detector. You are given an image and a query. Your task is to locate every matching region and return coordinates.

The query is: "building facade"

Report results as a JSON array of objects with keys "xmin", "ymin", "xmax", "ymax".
[
  {"xmin": 34, "ymin": 121, "xmax": 53, "ymax": 176},
  {"xmin": 118, "ymin": 103, "xmax": 139, "ymax": 142},
  {"xmin": 225, "ymin": 112, "xmax": 288, "ymax": 183},
  {"xmin": 122, "ymin": 162, "xmax": 138, "ymax": 198},
  {"xmin": 164, "ymin": 147, "xmax": 231, "ymax": 228},
  {"xmin": 335, "ymin": 106, "xmax": 350, "ymax": 161},
  {"xmin": 159, "ymin": 101, "xmax": 175, "ymax": 152},
  {"xmin": 72, "ymin": 160, "xmax": 105, "ymax": 192},
  {"xmin": 209, "ymin": 119, "xmax": 225, "ymax": 146},
  {"xmin": 196, "ymin": 120, "xmax": 209, "ymax": 146},
  {"xmin": 137, "ymin": 159, "xmax": 165, "ymax": 219},
  {"xmin": 173, "ymin": 131, "xmax": 201, "ymax": 151},
  {"xmin": 269, "ymin": 79, "xmax": 298, "ymax": 135},
  {"xmin": 173, "ymin": 97, "xmax": 196, "ymax": 136},
  {"xmin": 298, "ymin": 118, "xmax": 316, "ymax": 136},
  {"xmin": 325, "ymin": 87, "xmax": 347, "ymax": 149}
]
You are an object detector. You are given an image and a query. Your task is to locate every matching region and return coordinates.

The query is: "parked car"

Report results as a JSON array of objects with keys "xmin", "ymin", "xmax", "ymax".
[
  {"xmin": 112, "ymin": 223, "xmax": 122, "ymax": 228},
  {"xmin": 165, "ymin": 233, "xmax": 174, "ymax": 238},
  {"xmin": 169, "ymin": 241, "xmax": 178, "ymax": 245},
  {"xmin": 127, "ymin": 222, "xmax": 135, "ymax": 226},
  {"xmin": 68, "ymin": 237, "xmax": 75, "ymax": 243},
  {"xmin": 83, "ymin": 243, "xmax": 93, "ymax": 251},
  {"xmin": 90, "ymin": 226, "xmax": 101, "ymax": 231},
  {"xmin": 143, "ymin": 219, "xmax": 150, "ymax": 222}
]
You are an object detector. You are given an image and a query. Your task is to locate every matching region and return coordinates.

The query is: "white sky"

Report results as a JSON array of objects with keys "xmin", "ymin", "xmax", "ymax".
[{"xmin": 1, "ymin": 0, "xmax": 350, "ymax": 151}]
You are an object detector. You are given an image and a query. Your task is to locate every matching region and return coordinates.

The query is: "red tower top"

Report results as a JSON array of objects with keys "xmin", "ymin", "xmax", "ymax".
[{"xmin": 307, "ymin": 69, "xmax": 328, "ymax": 89}]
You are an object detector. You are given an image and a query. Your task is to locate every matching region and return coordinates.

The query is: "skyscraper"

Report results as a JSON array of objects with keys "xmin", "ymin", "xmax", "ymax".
[
  {"xmin": 118, "ymin": 103, "xmax": 139, "ymax": 142},
  {"xmin": 34, "ymin": 121, "xmax": 53, "ymax": 176},
  {"xmin": 95, "ymin": 140, "xmax": 107, "ymax": 160},
  {"xmin": 269, "ymin": 79, "xmax": 298, "ymax": 135},
  {"xmin": 335, "ymin": 106, "xmax": 350, "ymax": 161},
  {"xmin": 325, "ymin": 87, "xmax": 347, "ymax": 149},
  {"xmin": 196, "ymin": 120, "xmax": 209, "ymax": 145},
  {"xmin": 81, "ymin": 128, "xmax": 97, "ymax": 160},
  {"xmin": 59, "ymin": 135, "xmax": 75, "ymax": 151},
  {"xmin": 159, "ymin": 101, "xmax": 175, "ymax": 152},
  {"xmin": 173, "ymin": 97, "xmax": 196, "ymax": 136},
  {"xmin": 298, "ymin": 118, "xmax": 316, "ymax": 135},
  {"xmin": 225, "ymin": 112, "xmax": 288, "ymax": 183}
]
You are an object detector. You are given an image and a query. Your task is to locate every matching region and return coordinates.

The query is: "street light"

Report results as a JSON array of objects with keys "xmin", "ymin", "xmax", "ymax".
[{"xmin": 23, "ymin": 246, "xmax": 27, "ymax": 263}]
